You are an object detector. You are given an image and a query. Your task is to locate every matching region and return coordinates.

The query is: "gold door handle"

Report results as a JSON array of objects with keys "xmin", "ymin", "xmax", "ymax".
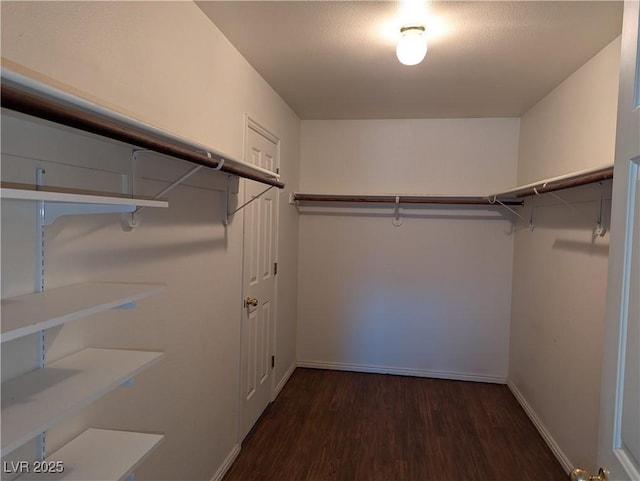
[
  {"xmin": 245, "ymin": 297, "xmax": 259, "ymax": 308},
  {"xmin": 570, "ymin": 467, "xmax": 608, "ymax": 481}
]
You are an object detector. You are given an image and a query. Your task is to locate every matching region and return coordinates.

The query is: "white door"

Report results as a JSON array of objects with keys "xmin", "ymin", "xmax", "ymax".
[
  {"xmin": 240, "ymin": 122, "xmax": 279, "ymax": 441},
  {"xmin": 593, "ymin": 2, "xmax": 640, "ymax": 480}
]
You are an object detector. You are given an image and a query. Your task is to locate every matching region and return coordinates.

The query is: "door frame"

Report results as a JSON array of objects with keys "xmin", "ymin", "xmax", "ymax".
[
  {"xmin": 597, "ymin": 1, "xmax": 640, "ymax": 479},
  {"xmin": 237, "ymin": 114, "xmax": 281, "ymax": 442}
]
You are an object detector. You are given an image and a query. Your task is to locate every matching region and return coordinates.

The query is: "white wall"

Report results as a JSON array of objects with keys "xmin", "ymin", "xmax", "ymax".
[
  {"xmin": 1, "ymin": 2, "xmax": 300, "ymax": 480},
  {"xmin": 298, "ymin": 119, "xmax": 519, "ymax": 381},
  {"xmin": 517, "ymin": 39, "xmax": 621, "ymax": 184},
  {"xmin": 509, "ymin": 37, "xmax": 621, "ymax": 472}
]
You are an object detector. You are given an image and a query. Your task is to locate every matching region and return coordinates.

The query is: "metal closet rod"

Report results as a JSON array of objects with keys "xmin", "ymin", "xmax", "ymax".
[
  {"xmin": 293, "ymin": 194, "xmax": 523, "ymax": 205},
  {"xmin": 294, "ymin": 165, "xmax": 614, "ymax": 206},
  {"xmin": 0, "ymin": 72, "xmax": 285, "ymax": 189}
]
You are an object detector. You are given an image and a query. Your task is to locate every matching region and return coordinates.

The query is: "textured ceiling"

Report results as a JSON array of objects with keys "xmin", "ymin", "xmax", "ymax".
[{"xmin": 196, "ymin": 1, "xmax": 623, "ymax": 120}]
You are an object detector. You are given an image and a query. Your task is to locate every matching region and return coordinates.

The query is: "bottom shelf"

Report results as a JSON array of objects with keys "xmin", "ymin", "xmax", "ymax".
[
  {"xmin": 2, "ymin": 348, "xmax": 164, "ymax": 456},
  {"xmin": 18, "ymin": 429, "xmax": 164, "ymax": 481}
]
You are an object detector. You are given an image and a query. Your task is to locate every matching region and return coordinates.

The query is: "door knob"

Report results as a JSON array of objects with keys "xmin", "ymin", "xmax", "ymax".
[
  {"xmin": 570, "ymin": 467, "xmax": 608, "ymax": 481},
  {"xmin": 245, "ymin": 297, "xmax": 258, "ymax": 307}
]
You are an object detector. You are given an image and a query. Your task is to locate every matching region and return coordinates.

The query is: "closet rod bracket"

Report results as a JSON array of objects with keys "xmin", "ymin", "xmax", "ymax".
[
  {"xmin": 392, "ymin": 196, "xmax": 403, "ymax": 227},
  {"xmin": 595, "ymin": 182, "xmax": 606, "ymax": 237}
]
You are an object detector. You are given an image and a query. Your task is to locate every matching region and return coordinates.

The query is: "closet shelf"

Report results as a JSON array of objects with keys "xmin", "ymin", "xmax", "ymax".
[
  {"xmin": 1, "ymin": 282, "xmax": 166, "ymax": 343},
  {"xmin": 0, "ymin": 183, "xmax": 168, "ymax": 208},
  {"xmin": 294, "ymin": 165, "xmax": 614, "ymax": 207},
  {"xmin": 293, "ymin": 193, "xmax": 523, "ymax": 205},
  {"xmin": 1, "ymin": 68, "xmax": 284, "ymax": 189},
  {"xmin": 17, "ymin": 429, "xmax": 164, "ymax": 481},
  {"xmin": 494, "ymin": 165, "xmax": 613, "ymax": 199},
  {"xmin": 1, "ymin": 348, "xmax": 164, "ymax": 456}
]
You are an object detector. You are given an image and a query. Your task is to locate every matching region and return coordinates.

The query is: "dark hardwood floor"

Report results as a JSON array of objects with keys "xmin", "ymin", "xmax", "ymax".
[{"xmin": 223, "ymin": 368, "xmax": 567, "ymax": 481}]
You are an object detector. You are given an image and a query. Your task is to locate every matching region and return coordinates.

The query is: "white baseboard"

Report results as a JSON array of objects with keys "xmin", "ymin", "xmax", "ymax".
[
  {"xmin": 274, "ymin": 360, "xmax": 297, "ymax": 398},
  {"xmin": 297, "ymin": 360, "xmax": 506, "ymax": 384},
  {"xmin": 210, "ymin": 443, "xmax": 241, "ymax": 481},
  {"xmin": 507, "ymin": 380, "xmax": 572, "ymax": 473}
]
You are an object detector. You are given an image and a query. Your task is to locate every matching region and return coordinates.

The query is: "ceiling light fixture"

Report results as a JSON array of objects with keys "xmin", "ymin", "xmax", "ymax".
[{"xmin": 396, "ymin": 25, "xmax": 427, "ymax": 66}]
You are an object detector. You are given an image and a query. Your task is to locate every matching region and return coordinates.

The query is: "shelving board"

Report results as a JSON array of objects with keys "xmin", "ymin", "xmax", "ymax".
[
  {"xmin": 1, "ymin": 282, "xmax": 166, "ymax": 343},
  {"xmin": 16, "ymin": 429, "xmax": 164, "ymax": 481},
  {"xmin": 0, "ymin": 186, "xmax": 168, "ymax": 208},
  {"xmin": 1, "ymin": 348, "xmax": 164, "ymax": 456}
]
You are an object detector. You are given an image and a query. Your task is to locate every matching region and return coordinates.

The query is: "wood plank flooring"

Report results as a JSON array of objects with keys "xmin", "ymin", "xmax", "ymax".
[{"xmin": 223, "ymin": 368, "xmax": 567, "ymax": 481}]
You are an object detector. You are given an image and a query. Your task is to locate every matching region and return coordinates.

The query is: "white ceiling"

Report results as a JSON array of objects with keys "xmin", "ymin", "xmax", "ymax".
[{"xmin": 196, "ymin": 1, "xmax": 623, "ymax": 120}]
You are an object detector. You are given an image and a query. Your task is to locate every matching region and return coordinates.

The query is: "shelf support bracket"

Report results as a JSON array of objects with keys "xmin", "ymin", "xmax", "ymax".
[
  {"xmin": 122, "ymin": 164, "xmax": 203, "ymax": 231},
  {"xmin": 222, "ymin": 175, "xmax": 232, "ymax": 226},
  {"xmin": 546, "ymin": 188, "xmax": 606, "ymax": 237},
  {"xmin": 529, "ymin": 196, "xmax": 536, "ymax": 231},
  {"xmin": 595, "ymin": 183, "xmax": 606, "ymax": 237},
  {"xmin": 46, "ymin": 203, "xmax": 135, "ymax": 226},
  {"xmin": 489, "ymin": 196, "xmax": 527, "ymax": 230},
  {"xmin": 225, "ymin": 185, "xmax": 275, "ymax": 225}
]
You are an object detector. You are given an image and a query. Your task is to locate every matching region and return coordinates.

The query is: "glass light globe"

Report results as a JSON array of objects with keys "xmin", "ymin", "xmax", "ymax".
[{"xmin": 396, "ymin": 26, "xmax": 427, "ymax": 66}]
